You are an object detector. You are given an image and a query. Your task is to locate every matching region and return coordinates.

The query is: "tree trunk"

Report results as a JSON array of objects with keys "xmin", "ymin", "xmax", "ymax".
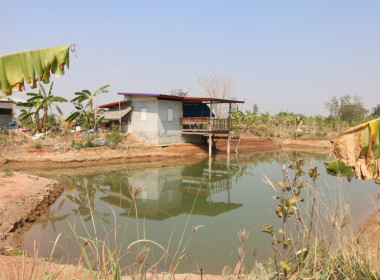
[
  {"xmin": 35, "ymin": 113, "xmax": 41, "ymax": 133},
  {"xmin": 43, "ymin": 108, "xmax": 48, "ymax": 132}
]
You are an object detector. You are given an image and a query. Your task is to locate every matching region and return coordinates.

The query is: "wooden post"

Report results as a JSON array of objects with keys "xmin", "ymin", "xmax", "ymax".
[
  {"xmin": 209, "ymin": 101, "xmax": 213, "ymax": 157},
  {"xmin": 227, "ymin": 103, "xmax": 231, "ymax": 155}
]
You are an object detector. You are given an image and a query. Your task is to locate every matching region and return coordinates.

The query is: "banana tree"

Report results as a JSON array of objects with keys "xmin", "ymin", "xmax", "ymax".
[
  {"xmin": 326, "ymin": 118, "xmax": 380, "ymax": 183},
  {"xmin": 39, "ymin": 83, "xmax": 67, "ymax": 131},
  {"xmin": 66, "ymin": 85, "xmax": 109, "ymax": 129},
  {"xmin": 0, "ymin": 45, "xmax": 72, "ymax": 95},
  {"xmin": 71, "ymin": 85, "xmax": 109, "ymax": 115}
]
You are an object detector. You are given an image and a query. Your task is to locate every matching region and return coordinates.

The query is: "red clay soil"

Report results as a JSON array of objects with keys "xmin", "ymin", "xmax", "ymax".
[
  {"xmin": 0, "ymin": 137, "xmax": 332, "ymax": 170},
  {"xmin": 0, "ymin": 172, "xmax": 64, "ymax": 250}
]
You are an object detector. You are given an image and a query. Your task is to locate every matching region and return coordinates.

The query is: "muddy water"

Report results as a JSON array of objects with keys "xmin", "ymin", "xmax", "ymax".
[{"xmin": 23, "ymin": 151, "xmax": 380, "ymax": 274}]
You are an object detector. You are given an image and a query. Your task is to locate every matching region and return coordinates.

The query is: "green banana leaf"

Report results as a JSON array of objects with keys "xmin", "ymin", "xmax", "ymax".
[
  {"xmin": 0, "ymin": 45, "xmax": 71, "ymax": 95},
  {"xmin": 324, "ymin": 159, "xmax": 355, "ymax": 177},
  {"xmin": 329, "ymin": 118, "xmax": 380, "ymax": 183}
]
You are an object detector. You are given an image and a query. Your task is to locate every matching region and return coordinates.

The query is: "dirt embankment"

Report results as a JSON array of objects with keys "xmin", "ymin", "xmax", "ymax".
[
  {"xmin": 0, "ymin": 136, "xmax": 332, "ymax": 170},
  {"xmin": 0, "ymin": 172, "xmax": 63, "ymax": 250}
]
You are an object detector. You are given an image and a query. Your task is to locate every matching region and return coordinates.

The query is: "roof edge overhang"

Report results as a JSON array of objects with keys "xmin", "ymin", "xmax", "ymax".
[
  {"xmin": 99, "ymin": 100, "xmax": 127, "ymax": 108},
  {"xmin": 117, "ymin": 92, "xmax": 244, "ymax": 104}
]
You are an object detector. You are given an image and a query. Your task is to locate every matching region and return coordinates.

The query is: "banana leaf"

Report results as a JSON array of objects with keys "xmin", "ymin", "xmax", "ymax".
[
  {"xmin": 330, "ymin": 118, "xmax": 380, "ymax": 183},
  {"xmin": 0, "ymin": 45, "xmax": 71, "ymax": 95},
  {"xmin": 324, "ymin": 159, "xmax": 355, "ymax": 177}
]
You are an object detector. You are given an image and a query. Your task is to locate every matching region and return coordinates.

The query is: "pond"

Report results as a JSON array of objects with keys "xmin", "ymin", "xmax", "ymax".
[{"xmin": 23, "ymin": 151, "xmax": 380, "ymax": 274}]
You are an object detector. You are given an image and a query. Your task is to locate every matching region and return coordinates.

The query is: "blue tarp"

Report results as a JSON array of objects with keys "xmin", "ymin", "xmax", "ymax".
[{"xmin": 183, "ymin": 103, "xmax": 214, "ymax": 117}]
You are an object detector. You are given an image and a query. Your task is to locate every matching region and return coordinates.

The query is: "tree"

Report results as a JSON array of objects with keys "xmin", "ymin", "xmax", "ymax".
[
  {"xmin": 70, "ymin": 85, "xmax": 109, "ymax": 115},
  {"xmin": 19, "ymin": 96, "xmax": 43, "ymax": 133},
  {"xmin": 39, "ymin": 83, "xmax": 67, "ymax": 131},
  {"xmin": 0, "ymin": 45, "xmax": 72, "ymax": 95},
  {"xmin": 198, "ymin": 76, "xmax": 234, "ymax": 117},
  {"xmin": 372, "ymin": 104, "xmax": 380, "ymax": 118},
  {"xmin": 169, "ymin": 89, "xmax": 188, "ymax": 97},
  {"xmin": 19, "ymin": 83, "xmax": 67, "ymax": 133},
  {"xmin": 325, "ymin": 94, "xmax": 368, "ymax": 125},
  {"xmin": 66, "ymin": 85, "xmax": 109, "ymax": 129}
]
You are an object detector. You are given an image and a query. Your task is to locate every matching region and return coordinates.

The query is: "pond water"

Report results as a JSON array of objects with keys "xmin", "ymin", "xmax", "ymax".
[{"xmin": 23, "ymin": 151, "xmax": 380, "ymax": 274}]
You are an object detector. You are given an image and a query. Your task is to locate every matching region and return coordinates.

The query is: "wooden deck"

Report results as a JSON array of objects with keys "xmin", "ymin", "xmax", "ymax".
[{"xmin": 180, "ymin": 117, "xmax": 231, "ymax": 134}]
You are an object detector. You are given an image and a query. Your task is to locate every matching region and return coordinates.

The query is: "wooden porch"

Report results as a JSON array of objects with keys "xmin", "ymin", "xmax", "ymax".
[{"xmin": 180, "ymin": 117, "xmax": 231, "ymax": 134}]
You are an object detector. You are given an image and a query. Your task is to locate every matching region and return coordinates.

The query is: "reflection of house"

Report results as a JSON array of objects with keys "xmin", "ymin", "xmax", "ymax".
[
  {"xmin": 99, "ymin": 93, "xmax": 244, "ymax": 154},
  {"xmin": 99, "ymin": 160, "xmax": 242, "ymax": 220},
  {"xmin": 0, "ymin": 97, "xmax": 25, "ymax": 127}
]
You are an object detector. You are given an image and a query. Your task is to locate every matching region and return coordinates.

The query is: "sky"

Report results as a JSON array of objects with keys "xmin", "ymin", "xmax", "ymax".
[{"xmin": 2, "ymin": 1, "xmax": 380, "ymax": 116}]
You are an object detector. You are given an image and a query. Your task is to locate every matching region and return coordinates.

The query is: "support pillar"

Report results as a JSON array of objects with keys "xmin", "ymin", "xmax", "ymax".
[
  {"xmin": 208, "ymin": 101, "xmax": 213, "ymax": 157},
  {"xmin": 227, "ymin": 131, "xmax": 231, "ymax": 155},
  {"xmin": 208, "ymin": 133, "xmax": 212, "ymax": 157},
  {"xmin": 227, "ymin": 102, "xmax": 231, "ymax": 155}
]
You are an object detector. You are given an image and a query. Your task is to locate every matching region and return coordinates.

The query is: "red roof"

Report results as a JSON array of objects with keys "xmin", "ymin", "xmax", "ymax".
[
  {"xmin": 99, "ymin": 100, "xmax": 126, "ymax": 108},
  {"xmin": 117, "ymin": 92, "xmax": 244, "ymax": 104}
]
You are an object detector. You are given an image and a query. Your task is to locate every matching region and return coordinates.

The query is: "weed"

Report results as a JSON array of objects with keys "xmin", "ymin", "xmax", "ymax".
[
  {"xmin": 0, "ymin": 134, "xmax": 11, "ymax": 146},
  {"xmin": 4, "ymin": 248, "xmax": 28, "ymax": 257},
  {"xmin": 2, "ymin": 168, "xmax": 13, "ymax": 177},
  {"xmin": 40, "ymin": 257, "xmax": 59, "ymax": 264},
  {"xmin": 34, "ymin": 141, "xmax": 42, "ymax": 149},
  {"xmin": 106, "ymin": 124, "xmax": 125, "ymax": 149},
  {"xmin": 259, "ymin": 158, "xmax": 380, "ymax": 280}
]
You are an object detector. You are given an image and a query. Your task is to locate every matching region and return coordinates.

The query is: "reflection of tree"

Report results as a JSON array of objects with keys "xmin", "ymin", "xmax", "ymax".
[
  {"xmin": 66, "ymin": 177, "xmax": 110, "ymax": 224},
  {"xmin": 35, "ymin": 199, "xmax": 69, "ymax": 232}
]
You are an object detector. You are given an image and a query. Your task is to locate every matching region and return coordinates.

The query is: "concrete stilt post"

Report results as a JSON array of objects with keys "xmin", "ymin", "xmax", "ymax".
[
  {"xmin": 208, "ymin": 102, "xmax": 213, "ymax": 157},
  {"xmin": 227, "ymin": 103, "xmax": 232, "ymax": 155},
  {"xmin": 227, "ymin": 132, "xmax": 231, "ymax": 155}
]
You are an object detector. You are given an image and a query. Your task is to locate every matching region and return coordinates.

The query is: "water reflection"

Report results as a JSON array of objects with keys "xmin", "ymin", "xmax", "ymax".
[
  {"xmin": 23, "ymin": 151, "xmax": 380, "ymax": 274},
  {"xmin": 67, "ymin": 158, "xmax": 246, "ymax": 222}
]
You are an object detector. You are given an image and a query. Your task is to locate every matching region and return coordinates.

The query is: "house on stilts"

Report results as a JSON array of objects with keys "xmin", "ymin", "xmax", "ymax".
[{"xmin": 98, "ymin": 93, "xmax": 244, "ymax": 156}]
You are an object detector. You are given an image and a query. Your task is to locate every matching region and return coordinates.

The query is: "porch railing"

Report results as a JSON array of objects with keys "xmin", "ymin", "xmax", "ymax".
[{"xmin": 180, "ymin": 117, "xmax": 231, "ymax": 133}]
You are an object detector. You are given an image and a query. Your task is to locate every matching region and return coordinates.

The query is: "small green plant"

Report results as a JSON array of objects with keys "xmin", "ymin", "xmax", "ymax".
[
  {"xmin": 4, "ymin": 248, "xmax": 28, "ymax": 257},
  {"xmin": 40, "ymin": 256, "xmax": 59, "ymax": 264},
  {"xmin": 84, "ymin": 134, "xmax": 98, "ymax": 148},
  {"xmin": 262, "ymin": 159, "xmax": 380, "ymax": 279},
  {"xmin": 2, "ymin": 168, "xmax": 13, "ymax": 177},
  {"xmin": 0, "ymin": 134, "xmax": 11, "ymax": 146},
  {"xmin": 106, "ymin": 124, "xmax": 124, "ymax": 148},
  {"xmin": 34, "ymin": 141, "xmax": 42, "ymax": 149},
  {"xmin": 71, "ymin": 139, "xmax": 84, "ymax": 150},
  {"xmin": 262, "ymin": 159, "xmax": 319, "ymax": 278}
]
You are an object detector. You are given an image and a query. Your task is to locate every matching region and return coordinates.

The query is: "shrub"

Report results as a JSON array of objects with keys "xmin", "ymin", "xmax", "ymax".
[
  {"xmin": 2, "ymin": 168, "xmax": 13, "ymax": 177},
  {"xmin": 34, "ymin": 141, "xmax": 42, "ymax": 149},
  {"xmin": 106, "ymin": 124, "xmax": 124, "ymax": 148},
  {"xmin": 0, "ymin": 134, "xmax": 11, "ymax": 146}
]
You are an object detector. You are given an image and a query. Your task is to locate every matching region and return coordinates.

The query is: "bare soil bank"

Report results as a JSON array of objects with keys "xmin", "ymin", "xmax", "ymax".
[
  {"xmin": 0, "ymin": 172, "xmax": 64, "ymax": 250},
  {"xmin": 0, "ymin": 137, "xmax": 332, "ymax": 170}
]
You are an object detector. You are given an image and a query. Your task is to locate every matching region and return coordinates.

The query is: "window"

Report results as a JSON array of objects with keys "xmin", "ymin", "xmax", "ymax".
[
  {"xmin": 168, "ymin": 108, "xmax": 173, "ymax": 122},
  {"xmin": 141, "ymin": 107, "xmax": 147, "ymax": 120}
]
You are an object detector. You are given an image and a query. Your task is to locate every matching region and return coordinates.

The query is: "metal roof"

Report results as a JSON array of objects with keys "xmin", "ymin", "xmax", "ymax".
[
  {"xmin": 99, "ymin": 100, "xmax": 126, "ymax": 108},
  {"xmin": 117, "ymin": 92, "xmax": 244, "ymax": 104},
  {"xmin": 101, "ymin": 106, "xmax": 132, "ymax": 120}
]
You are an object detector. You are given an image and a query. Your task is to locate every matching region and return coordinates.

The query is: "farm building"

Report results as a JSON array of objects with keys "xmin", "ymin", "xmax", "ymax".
[
  {"xmin": 99, "ymin": 93, "xmax": 244, "ymax": 155},
  {"xmin": 0, "ymin": 97, "xmax": 26, "ymax": 128}
]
